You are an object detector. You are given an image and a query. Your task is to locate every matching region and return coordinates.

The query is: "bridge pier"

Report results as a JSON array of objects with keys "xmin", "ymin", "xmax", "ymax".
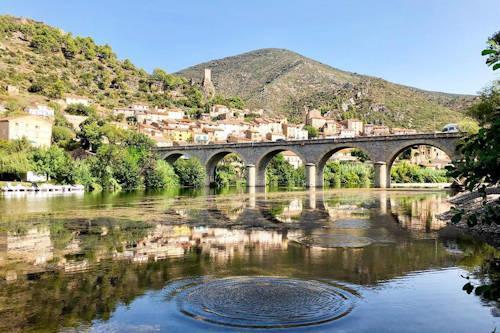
[
  {"xmin": 374, "ymin": 162, "xmax": 389, "ymax": 188},
  {"xmin": 305, "ymin": 163, "xmax": 317, "ymax": 188},
  {"xmin": 246, "ymin": 164, "xmax": 256, "ymax": 188}
]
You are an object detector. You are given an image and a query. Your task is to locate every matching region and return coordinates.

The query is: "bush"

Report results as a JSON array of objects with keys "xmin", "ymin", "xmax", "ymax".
[
  {"xmin": 391, "ymin": 161, "xmax": 448, "ymax": 183},
  {"xmin": 144, "ymin": 160, "xmax": 179, "ymax": 190},
  {"xmin": 65, "ymin": 103, "xmax": 95, "ymax": 116},
  {"xmin": 173, "ymin": 158, "xmax": 206, "ymax": 187},
  {"xmin": 324, "ymin": 161, "xmax": 373, "ymax": 186},
  {"xmin": 266, "ymin": 154, "xmax": 305, "ymax": 187},
  {"xmin": 52, "ymin": 125, "xmax": 75, "ymax": 148}
]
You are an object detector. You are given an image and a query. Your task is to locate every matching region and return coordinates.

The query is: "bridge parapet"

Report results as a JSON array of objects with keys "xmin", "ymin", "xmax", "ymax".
[{"xmin": 154, "ymin": 133, "xmax": 463, "ymax": 188}]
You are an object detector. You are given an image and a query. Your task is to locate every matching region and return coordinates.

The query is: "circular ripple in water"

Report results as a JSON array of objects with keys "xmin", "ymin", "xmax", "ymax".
[
  {"xmin": 298, "ymin": 234, "xmax": 373, "ymax": 248},
  {"xmin": 176, "ymin": 277, "xmax": 354, "ymax": 328}
]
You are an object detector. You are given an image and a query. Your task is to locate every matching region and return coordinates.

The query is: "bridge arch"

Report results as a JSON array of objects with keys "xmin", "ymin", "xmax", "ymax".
[
  {"xmin": 315, "ymin": 145, "xmax": 374, "ymax": 187},
  {"xmin": 205, "ymin": 150, "xmax": 247, "ymax": 186},
  {"xmin": 255, "ymin": 147, "xmax": 308, "ymax": 187},
  {"xmin": 385, "ymin": 140, "xmax": 456, "ymax": 188},
  {"xmin": 162, "ymin": 151, "xmax": 189, "ymax": 165}
]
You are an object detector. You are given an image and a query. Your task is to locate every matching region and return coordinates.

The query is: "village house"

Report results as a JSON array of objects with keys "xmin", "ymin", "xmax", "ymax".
[
  {"xmin": 163, "ymin": 126, "xmax": 192, "ymax": 143},
  {"xmin": 410, "ymin": 146, "xmax": 451, "ymax": 169},
  {"xmin": 210, "ymin": 104, "xmax": 230, "ymax": 118},
  {"xmin": 266, "ymin": 132, "xmax": 286, "ymax": 141},
  {"xmin": 130, "ymin": 103, "xmax": 149, "ymax": 112},
  {"xmin": 363, "ymin": 124, "xmax": 390, "ymax": 136},
  {"xmin": 282, "ymin": 124, "xmax": 308, "ymax": 140},
  {"xmin": 346, "ymin": 119, "xmax": 363, "ymax": 136},
  {"xmin": 0, "ymin": 115, "xmax": 52, "ymax": 147},
  {"xmin": 193, "ymin": 131, "xmax": 210, "ymax": 145},
  {"xmin": 25, "ymin": 104, "xmax": 55, "ymax": 118},
  {"xmin": 322, "ymin": 119, "xmax": 341, "ymax": 137},
  {"xmin": 339, "ymin": 128, "xmax": 356, "ymax": 138},
  {"xmin": 112, "ymin": 107, "xmax": 135, "ymax": 119},
  {"xmin": 165, "ymin": 108, "xmax": 185, "ymax": 120},
  {"xmin": 136, "ymin": 111, "xmax": 172, "ymax": 124},
  {"xmin": 305, "ymin": 109, "xmax": 326, "ymax": 129},
  {"xmin": 65, "ymin": 95, "xmax": 91, "ymax": 106},
  {"xmin": 227, "ymin": 133, "xmax": 252, "ymax": 143},
  {"xmin": 282, "ymin": 151, "xmax": 303, "ymax": 169},
  {"xmin": 218, "ymin": 119, "xmax": 250, "ymax": 140},
  {"xmin": 245, "ymin": 128, "xmax": 263, "ymax": 141}
]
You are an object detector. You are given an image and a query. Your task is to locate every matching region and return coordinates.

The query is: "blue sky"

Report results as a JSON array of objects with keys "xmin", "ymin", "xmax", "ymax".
[{"xmin": 0, "ymin": 0, "xmax": 498, "ymax": 94}]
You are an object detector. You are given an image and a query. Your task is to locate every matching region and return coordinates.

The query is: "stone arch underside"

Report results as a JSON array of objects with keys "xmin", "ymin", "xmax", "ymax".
[
  {"xmin": 205, "ymin": 150, "xmax": 247, "ymax": 186},
  {"xmin": 255, "ymin": 147, "xmax": 308, "ymax": 187},
  {"xmin": 313, "ymin": 144, "xmax": 375, "ymax": 188},
  {"xmin": 384, "ymin": 140, "xmax": 458, "ymax": 188}
]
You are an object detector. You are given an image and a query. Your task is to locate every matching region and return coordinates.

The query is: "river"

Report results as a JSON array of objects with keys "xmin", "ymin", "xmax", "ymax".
[{"xmin": 0, "ymin": 188, "xmax": 498, "ymax": 332}]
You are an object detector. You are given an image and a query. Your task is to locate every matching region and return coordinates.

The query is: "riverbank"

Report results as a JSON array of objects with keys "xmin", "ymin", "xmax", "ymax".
[{"xmin": 440, "ymin": 187, "xmax": 500, "ymax": 248}]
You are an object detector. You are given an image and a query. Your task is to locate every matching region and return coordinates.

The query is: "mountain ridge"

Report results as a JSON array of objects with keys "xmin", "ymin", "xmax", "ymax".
[{"xmin": 177, "ymin": 48, "xmax": 476, "ymax": 129}]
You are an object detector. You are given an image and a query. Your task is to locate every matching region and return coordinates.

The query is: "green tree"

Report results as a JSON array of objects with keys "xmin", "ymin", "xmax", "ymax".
[
  {"xmin": 467, "ymin": 85, "xmax": 499, "ymax": 126},
  {"xmin": 31, "ymin": 146, "xmax": 75, "ymax": 184},
  {"xmin": 351, "ymin": 149, "xmax": 370, "ymax": 162},
  {"xmin": 173, "ymin": 158, "xmax": 206, "ymax": 187},
  {"xmin": 481, "ymin": 31, "xmax": 500, "ymax": 71},
  {"xmin": 266, "ymin": 154, "xmax": 305, "ymax": 187},
  {"xmin": 303, "ymin": 125, "xmax": 318, "ymax": 138},
  {"xmin": 144, "ymin": 159, "xmax": 179, "ymax": 190},
  {"xmin": 52, "ymin": 125, "xmax": 76, "ymax": 148},
  {"xmin": 65, "ymin": 103, "xmax": 96, "ymax": 116}
]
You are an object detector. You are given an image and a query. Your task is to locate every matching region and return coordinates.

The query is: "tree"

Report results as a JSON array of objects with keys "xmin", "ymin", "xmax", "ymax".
[
  {"xmin": 65, "ymin": 103, "xmax": 96, "ymax": 116},
  {"xmin": 266, "ymin": 154, "xmax": 305, "ymax": 187},
  {"xmin": 351, "ymin": 149, "xmax": 370, "ymax": 162},
  {"xmin": 481, "ymin": 31, "xmax": 500, "ymax": 71},
  {"xmin": 467, "ymin": 85, "xmax": 499, "ymax": 126},
  {"xmin": 173, "ymin": 158, "xmax": 206, "ymax": 187},
  {"xmin": 78, "ymin": 117, "xmax": 104, "ymax": 151},
  {"xmin": 144, "ymin": 159, "xmax": 179, "ymax": 190},
  {"xmin": 31, "ymin": 146, "xmax": 75, "ymax": 184},
  {"xmin": 0, "ymin": 139, "xmax": 33, "ymax": 181},
  {"xmin": 52, "ymin": 126, "xmax": 76, "ymax": 148},
  {"xmin": 303, "ymin": 125, "xmax": 318, "ymax": 138},
  {"xmin": 448, "ymin": 32, "xmax": 500, "ymax": 192}
]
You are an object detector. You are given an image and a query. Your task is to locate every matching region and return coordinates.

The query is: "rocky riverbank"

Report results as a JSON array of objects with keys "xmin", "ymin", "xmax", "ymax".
[{"xmin": 440, "ymin": 187, "xmax": 500, "ymax": 248}]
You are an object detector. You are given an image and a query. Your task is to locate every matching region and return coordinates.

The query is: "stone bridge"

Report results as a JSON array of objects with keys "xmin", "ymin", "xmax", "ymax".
[{"xmin": 155, "ymin": 133, "xmax": 462, "ymax": 188}]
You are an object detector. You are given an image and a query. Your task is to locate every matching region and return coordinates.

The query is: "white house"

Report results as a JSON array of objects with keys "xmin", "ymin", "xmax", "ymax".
[{"xmin": 25, "ymin": 104, "xmax": 55, "ymax": 118}]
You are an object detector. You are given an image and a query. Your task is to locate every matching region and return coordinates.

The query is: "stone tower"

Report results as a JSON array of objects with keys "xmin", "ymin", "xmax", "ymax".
[{"xmin": 201, "ymin": 68, "xmax": 215, "ymax": 100}]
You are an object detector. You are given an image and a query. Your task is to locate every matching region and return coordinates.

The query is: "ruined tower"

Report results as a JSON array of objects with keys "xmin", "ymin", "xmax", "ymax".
[{"xmin": 201, "ymin": 68, "xmax": 215, "ymax": 100}]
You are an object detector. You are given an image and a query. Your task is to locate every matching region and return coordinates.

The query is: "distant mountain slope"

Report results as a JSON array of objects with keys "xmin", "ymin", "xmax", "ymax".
[
  {"xmin": 177, "ymin": 48, "xmax": 476, "ymax": 129},
  {"xmin": 0, "ymin": 15, "xmax": 201, "ymax": 111}
]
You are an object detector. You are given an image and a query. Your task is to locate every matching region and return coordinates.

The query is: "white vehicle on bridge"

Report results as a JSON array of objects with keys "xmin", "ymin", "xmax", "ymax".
[{"xmin": 441, "ymin": 123, "xmax": 459, "ymax": 133}]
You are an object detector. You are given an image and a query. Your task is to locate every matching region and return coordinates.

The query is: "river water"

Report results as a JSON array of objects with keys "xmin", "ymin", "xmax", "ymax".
[{"xmin": 0, "ymin": 188, "xmax": 498, "ymax": 332}]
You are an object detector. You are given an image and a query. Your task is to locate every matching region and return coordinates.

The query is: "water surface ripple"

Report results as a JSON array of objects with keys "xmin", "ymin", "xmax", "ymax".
[{"xmin": 174, "ymin": 276, "xmax": 356, "ymax": 328}]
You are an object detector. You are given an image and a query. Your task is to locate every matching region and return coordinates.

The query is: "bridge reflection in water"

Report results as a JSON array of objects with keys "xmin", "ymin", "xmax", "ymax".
[
  {"xmin": 0, "ymin": 189, "xmax": 454, "ymax": 279},
  {"xmin": 0, "ymin": 189, "xmax": 494, "ymax": 332}
]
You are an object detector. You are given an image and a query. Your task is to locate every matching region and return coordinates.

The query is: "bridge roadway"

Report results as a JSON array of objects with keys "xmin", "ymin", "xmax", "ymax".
[{"xmin": 154, "ymin": 132, "xmax": 462, "ymax": 188}]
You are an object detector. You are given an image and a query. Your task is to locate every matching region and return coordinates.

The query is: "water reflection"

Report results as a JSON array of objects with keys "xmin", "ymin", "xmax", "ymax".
[{"xmin": 0, "ymin": 189, "xmax": 498, "ymax": 332}]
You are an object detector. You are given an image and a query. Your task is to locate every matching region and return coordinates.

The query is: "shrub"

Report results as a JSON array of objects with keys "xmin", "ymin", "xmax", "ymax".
[
  {"xmin": 144, "ymin": 160, "xmax": 179, "ymax": 190},
  {"xmin": 173, "ymin": 158, "xmax": 206, "ymax": 187}
]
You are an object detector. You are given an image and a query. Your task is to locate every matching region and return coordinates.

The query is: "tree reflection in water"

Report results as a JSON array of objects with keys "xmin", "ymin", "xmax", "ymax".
[{"xmin": 0, "ymin": 189, "xmax": 498, "ymax": 332}]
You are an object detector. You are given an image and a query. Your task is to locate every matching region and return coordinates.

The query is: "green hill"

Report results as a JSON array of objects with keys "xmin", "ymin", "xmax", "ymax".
[
  {"xmin": 177, "ymin": 48, "xmax": 476, "ymax": 130},
  {"xmin": 0, "ymin": 16, "xmax": 476, "ymax": 130},
  {"xmin": 0, "ymin": 15, "xmax": 204, "ymax": 113}
]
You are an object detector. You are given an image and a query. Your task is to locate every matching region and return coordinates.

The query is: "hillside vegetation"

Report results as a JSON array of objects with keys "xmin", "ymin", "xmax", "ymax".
[
  {"xmin": 0, "ymin": 16, "xmax": 476, "ymax": 130},
  {"xmin": 0, "ymin": 15, "xmax": 204, "ymax": 112},
  {"xmin": 178, "ymin": 48, "xmax": 476, "ymax": 129}
]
